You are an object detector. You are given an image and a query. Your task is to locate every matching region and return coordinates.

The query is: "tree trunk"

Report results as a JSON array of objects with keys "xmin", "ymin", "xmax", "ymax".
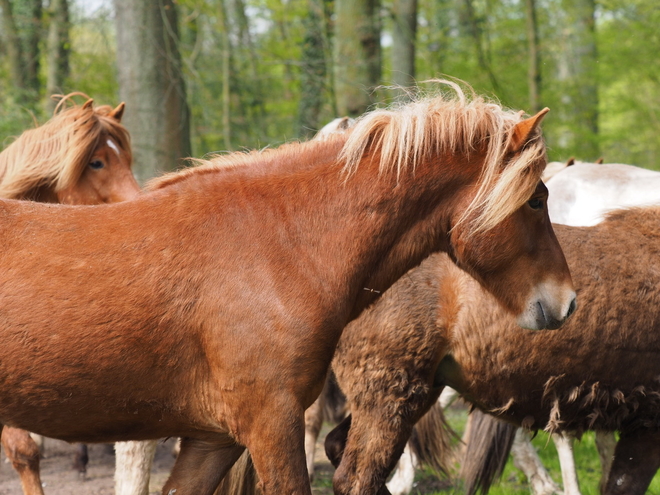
[
  {"xmin": 462, "ymin": 0, "xmax": 502, "ymax": 97},
  {"xmin": 334, "ymin": 0, "xmax": 381, "ymax": 117},
  {"xmin": 525, "ymin": 0, "xmax": 541, "ymax": 113},
  {"xmin": 297, "ymin": 0, "xmax": 327, "ymax": 138},
  {"xmin": 555, "ymin": 0, "xmax": 599, "ymax": 159},
  {"xmin": 217, "ymin": 0, "xmax": 232, "ymax": 151},
  {"xmin": 114, "ymin": 0, "xmax": 192, "ymax": 182},
  {"xmin": 45, "ymin": 0, "xmax": 70, "ymax": 113},
  {"xmin": 391, "ymin": 0, "xmax": 417, "ymax": 96},
  {"xmin": 0, "ymin": 0, "xmax": 26, "ymax": 92},
  {"xmin": 233, "ymin": 0, "xmax": 265, "ymax": 135},
  {"xmin": 13, "ymin": 0, "xmax": 42, "ymax": 95}
]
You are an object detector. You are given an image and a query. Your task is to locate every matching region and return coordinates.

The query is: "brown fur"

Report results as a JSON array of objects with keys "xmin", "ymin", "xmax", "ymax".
[
  {"xmin": 0, "ymin": 95, "xmax": 139, "ymax": 495},
  {"xmin": 323, "ymin": 206, "xmax": 660, "ymax": 494},
  {"xmin": 0, "ymin": 86, "xmax": 571, "ymax": 495}
]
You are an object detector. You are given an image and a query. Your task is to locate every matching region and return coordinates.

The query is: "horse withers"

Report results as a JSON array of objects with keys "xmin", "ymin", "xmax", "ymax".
[
  {"xmin": 0, "ymin": 82, "xmax": 574, "ymax": 495},
  {"xmin": 0, "ymin": 93, "xmax": 139, "ymax": 495}
]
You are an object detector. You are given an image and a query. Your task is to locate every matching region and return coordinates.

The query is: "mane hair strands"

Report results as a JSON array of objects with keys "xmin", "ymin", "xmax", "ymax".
[{"xmin": 340, "ymin": 80, "xmax": 547, "ymax": 237}]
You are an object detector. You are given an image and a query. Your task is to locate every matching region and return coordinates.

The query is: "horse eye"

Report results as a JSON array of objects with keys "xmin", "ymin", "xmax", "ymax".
[
  {"xmin": 528, "ymin": 198, "xmax": 543, "ymax": 210},
  {"xmin": 89, "ymin": 160, "xmax": 104, "ymax": 170}
]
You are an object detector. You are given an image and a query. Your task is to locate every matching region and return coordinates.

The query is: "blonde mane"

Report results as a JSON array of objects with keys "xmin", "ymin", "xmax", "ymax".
[
  {"xmin": 0, "ymin": 94, "xmax": 132, "ymax": 199},
  {"xmin": 341, "ymin": 80, "xmax": 547, "ymax": 235},
  {"xmin": 148, "ymin": 81, "xmax": 546, "ymax": 237}
]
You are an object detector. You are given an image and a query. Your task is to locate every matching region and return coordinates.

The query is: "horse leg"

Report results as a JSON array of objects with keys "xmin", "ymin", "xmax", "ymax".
[
  {"xmin": 243, "ymin": 407, "xmax": 313, "ymax": 495},
  {"xmin": 594, "ymin": 431, "xmax": 616, "ymax": 494},
  {"xmin": 511, "ymin": 430, "xmax": 562, "ymax": 495},
  {"xmin": 552, "ymin": 433, "xmax": 581, "ymax": 495},
  {"xmin": 304, "ymin": 392, "xmax": 325, "ymax": 481},
  {"xmin": 72, "ymin": 443, "xmax": 89, "ymax": 479},
  {"xmin": 161, "ymin": 437, "xmax": 245, "ymax": 495},
  {"xmin": 386, "ymin": 443, "xmax": 417, "ymax": 495},
  {"xmin": 602, "ymin": 430, "xmax": 660, "ymax": 495},
  {"xmin": 329, "ymin": 408, "xmax": 410, "ymax": 495},
  {"xmin": 28, "ymin": 434, "xmax": 45, "ymax": 457},
  {"xmin": 115, "ymin": 440, "xmax": 158, "ymax": 495},
  {"xmin": 1, "ymin": 426, "xmax": 45, "ymax": 495}
]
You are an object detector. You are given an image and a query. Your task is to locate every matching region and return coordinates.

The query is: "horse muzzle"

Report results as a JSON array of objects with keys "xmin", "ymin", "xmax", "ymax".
[{"xmin": 517, "ymin": 282, "xmax": 577, "ymax": 331}]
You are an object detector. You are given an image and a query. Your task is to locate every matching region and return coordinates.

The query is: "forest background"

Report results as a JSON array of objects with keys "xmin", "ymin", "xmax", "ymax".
[{"xmin": 0, "ymin": 0, "xmax": 658, "ymax": 182}]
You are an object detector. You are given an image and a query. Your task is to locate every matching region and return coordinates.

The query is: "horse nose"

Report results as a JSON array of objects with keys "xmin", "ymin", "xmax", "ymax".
[{"xmin": 565, "ymin": 296, "xmax": 577, "ymax": 320}]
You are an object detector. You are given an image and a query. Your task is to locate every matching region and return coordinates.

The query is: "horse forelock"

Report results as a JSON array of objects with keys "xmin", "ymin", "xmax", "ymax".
[
  {"xmin": 338, "ymin": 80, "xmax": 546, "ymax": 238},
  {"xmin": 0, "ymin": 99, "xmax": 132, "ymax": 199}
]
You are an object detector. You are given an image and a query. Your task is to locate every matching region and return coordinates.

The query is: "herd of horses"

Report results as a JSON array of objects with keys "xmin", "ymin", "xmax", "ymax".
[{"xmin": 0, "ymin": 80, "xmax": 656, "ymax": 495}]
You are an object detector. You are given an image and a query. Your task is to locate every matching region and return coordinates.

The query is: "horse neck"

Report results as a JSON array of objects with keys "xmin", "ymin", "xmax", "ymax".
[{"xmin": 251, "ymin": 150, "xmax": 479, "ymax": 320}]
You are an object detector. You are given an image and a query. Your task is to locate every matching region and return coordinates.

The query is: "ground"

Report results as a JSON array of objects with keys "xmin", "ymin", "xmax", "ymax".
[
  {"xmin": 0, "ymin": 421, "xmax": 452, "ymax": 495},
  {"xmin": 0, "ymin": 438, "xmax": 177, "ymax": 495}
]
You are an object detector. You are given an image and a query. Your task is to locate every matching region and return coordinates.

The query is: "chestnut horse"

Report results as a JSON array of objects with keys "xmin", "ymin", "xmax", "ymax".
[
  {"xmin": 0, "ymin": 93, "xmax": 139, "ymax": 495},
  {"xmin": 0, "ymin": 83, "xmax": 575, "ymax": 495},
  {"xmin": 312, "ymin": 206, "xmax": 660, "ymax": 495},
  {"xmin": 0, "ymin": 94, "xmax": 138, "ymax": 203}
]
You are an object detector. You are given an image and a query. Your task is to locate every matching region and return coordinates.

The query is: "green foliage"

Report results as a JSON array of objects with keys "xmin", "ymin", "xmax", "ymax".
[{"xmin": 1, "ymin": 0, "xmax": 660, "ymax": 166}]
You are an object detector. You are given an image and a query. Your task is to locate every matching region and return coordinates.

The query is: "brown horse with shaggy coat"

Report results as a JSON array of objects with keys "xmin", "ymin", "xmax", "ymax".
[
  {"xmin": 0, "ymin": 85, "xmax": 574, "ymax": 495},
  {"xmin": 313, "ymin": 206, "xmax": 660, "ymax": 495}
]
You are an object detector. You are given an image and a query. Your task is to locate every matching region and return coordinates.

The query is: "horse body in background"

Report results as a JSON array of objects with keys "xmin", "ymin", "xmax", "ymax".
[
  {"xmin": 0, "ymin": 83, "xmax": 575, "ymax": 495},
  {"xmin": 317, "ymin": 206, "xmax": 660, "ymax": 495},
  {"xmin": 0, "ymin": 94, "xmax": 140, "ymax": 495},
  {"xmin": 389, "ymin": 159, "xmax": 660, "ymax": 495},
  {"xmin": 546, "ymin": 161, "xmax": 660, "ymax": 226}
]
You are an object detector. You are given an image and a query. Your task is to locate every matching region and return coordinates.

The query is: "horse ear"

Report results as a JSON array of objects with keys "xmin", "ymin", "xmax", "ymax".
[
  {"xmin": 82, "ymin": 99, "xmax": 94, "ymax": 110},
  {"xmin": 508, "ymin": 107, "xmax": 550, "ymax": 153},
  {"xmin": 110, "ymin": 102, "xmax": 126, "ymax": 122},
  {"xmin": 565, "ymin": 157, "xmax": 575, "ymax": 166}
]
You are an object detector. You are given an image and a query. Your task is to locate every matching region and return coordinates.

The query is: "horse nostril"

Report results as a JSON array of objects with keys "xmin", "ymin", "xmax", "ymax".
[{"xmin": 566, "ymin": 297, "xmax": 577, "ymax": 319}]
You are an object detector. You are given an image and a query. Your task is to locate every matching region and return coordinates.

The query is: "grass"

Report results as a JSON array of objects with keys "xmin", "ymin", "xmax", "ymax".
[{"xmin": 312, "ymin": 403, "xmax": 660, "ymax": 494}]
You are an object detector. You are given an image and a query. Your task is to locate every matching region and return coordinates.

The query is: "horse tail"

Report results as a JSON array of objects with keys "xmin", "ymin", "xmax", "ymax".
[
  {"xmin": 459, "ymin": 409, "xmax": 517, "ymax": 495},
  {"xmin": 408, "ymin": 399, "xmax": 455, "ymax": 475},
  {"xmin": 214, "ymin": 450, "xmax": 260, "ymax": 495}
]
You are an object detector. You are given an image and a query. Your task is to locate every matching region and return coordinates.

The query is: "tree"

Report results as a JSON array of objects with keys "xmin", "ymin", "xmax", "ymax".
[
  {"xmin": 525, "ymin": 0, "xmax": 541, "ymax": 113},
  {"xmin": 334, "ymin": 0, "xmax": 381, "ymax": 117},
  {"xmin": 553, "ymin": 0, "xmax": 599, "ymax": 159},
  {"xmin": 391, "ymin": 0, "xmax": 417, "ymax": 95},
  {"xmin": 114, "ymin": 0, "xmax": 191, "ymax": 182},
  {"xmin": 0, "ymin": 0, "xmax": 42, "ymax": 103},
  {"xmin": 0, "ymin": 0, "xmax": 25, "ymax": 92},
  {"xmin": 45, "ymin": 0, "xmax": 70, "ymax": 112},
  {"xmin": 296, "ymin": 0, "xmax": 328, "ymax": 137}
]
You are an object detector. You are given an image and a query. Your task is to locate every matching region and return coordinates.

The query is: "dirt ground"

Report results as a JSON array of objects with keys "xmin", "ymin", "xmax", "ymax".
[
  {"xmin": 0, "ymin": 433, "xmax": 337, "ymax": 495},
  {"xmin": 0, "ymin": 438, "xmax": 178, "ymax": 495}
]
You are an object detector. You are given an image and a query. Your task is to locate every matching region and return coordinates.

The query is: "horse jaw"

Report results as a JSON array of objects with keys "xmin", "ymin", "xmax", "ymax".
[{"xmin": 517, "ymin": 279, "xmax": 577, "ymax": 330}]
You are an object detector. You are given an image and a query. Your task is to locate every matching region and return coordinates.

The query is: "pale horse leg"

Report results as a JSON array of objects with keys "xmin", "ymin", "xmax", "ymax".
[
  {"xmin": 304, "ymin": 392, "xmax": 326, "ymax": 481},
  {"xmin": 595, "ymin": 431, "xmax": 617, "ymax": 494},
  {"xmin": 386, "ymin": 387, "xmax": 458, "ymax": 495},
  {"xmin": 511, "ymin": 430, "xmax": 563, "ymax": 495},
  {"xmin": 552, "ymin": 433, "xmax": 581, "ymax": 495},
  {"xmin": 115, "ymin": 440, "xmax": 158, "ymax": 495}
]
